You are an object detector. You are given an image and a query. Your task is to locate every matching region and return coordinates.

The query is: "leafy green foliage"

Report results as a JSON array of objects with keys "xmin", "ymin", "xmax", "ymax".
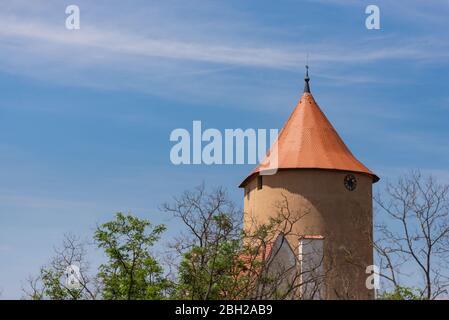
[
  {"xmin": 171, "ymin": 201, "xmax": 295, "ymax": 300},
  {"xmin": 23, "ymin": 234, "xmax": 97, "ymax": 300},
  {"xmin": 176, "ymin": 238, "xmax": 243, "ymax": 299},
  {"xmin": 25, "ymin": 185, "xmax": 317, "ymax": 300},
  {"xmin": 379, "ymin": 286, "xmax": 423, "ymax": 300},
  {"xmin": 94, "ymin": 213, "xmax": 172, "ymax": 299},
  {"xmin": 39, "ymin": 268, "xmax": 82, "ymax": 300}
]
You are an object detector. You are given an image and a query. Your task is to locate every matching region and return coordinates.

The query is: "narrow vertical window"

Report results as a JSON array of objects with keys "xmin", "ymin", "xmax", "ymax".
[
  {"xmin": 298, "ymin": 235, "xmax": 324, "ymax": 299},
  {"xmin": 257, "ymin": 175, "xmax": 263, "ymax": 190}
]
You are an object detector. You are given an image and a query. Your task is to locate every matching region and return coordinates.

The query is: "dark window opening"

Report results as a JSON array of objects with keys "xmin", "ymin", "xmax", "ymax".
[{"xmin": 257, "ymin": 175, "xmax": 263, "ymax": 190}]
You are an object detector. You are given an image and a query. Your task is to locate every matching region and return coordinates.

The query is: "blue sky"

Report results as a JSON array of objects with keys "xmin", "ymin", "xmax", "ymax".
[{"xmin": 0, "ymin": 0, "xmax": 448, "ymax": 298}]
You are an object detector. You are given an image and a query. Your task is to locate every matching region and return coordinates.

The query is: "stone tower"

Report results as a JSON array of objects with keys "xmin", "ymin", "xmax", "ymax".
[{"xmin": 239, "ymin": 67, "xmax": 379, "ymax": 299}]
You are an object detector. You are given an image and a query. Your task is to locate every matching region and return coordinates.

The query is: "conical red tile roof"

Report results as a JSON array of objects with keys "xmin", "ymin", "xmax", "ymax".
[{"xmin": 239, "ymin": 92, "xmax": 378, "ymax": 187}]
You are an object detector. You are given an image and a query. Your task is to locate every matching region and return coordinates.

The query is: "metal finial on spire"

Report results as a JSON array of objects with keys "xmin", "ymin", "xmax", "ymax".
[{"xmin": 304, "ymin": 65, "xmax": 311, "ymax": 93}]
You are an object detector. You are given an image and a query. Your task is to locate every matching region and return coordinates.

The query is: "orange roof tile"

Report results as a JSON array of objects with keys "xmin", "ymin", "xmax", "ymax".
[{"xmin": 240, "ymin": 84, "xmax": 378, "ymax": 187}]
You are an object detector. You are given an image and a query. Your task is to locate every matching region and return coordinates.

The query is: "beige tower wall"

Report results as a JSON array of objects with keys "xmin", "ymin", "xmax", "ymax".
[{"xmin": 243, "ymin": 169, "xmax": 374, "ymax": 300}]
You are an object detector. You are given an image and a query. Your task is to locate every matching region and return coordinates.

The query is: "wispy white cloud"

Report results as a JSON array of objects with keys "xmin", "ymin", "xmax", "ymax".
[
  {"xmin": 1, "ymin": 16, "xmax": 447, "ymax": 68},
  {"xmin": 0, "ymin": 19, "xmax": 300, "ymax": 68},
  {"xmin": 0, "ymin": 1, "xmax": 448, "ymax": 110}
]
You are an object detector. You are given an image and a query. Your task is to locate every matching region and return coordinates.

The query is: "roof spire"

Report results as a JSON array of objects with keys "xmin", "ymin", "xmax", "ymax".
[{"xmin": 304, "ymin": 65, "xmax": 311, "ymax": 93}]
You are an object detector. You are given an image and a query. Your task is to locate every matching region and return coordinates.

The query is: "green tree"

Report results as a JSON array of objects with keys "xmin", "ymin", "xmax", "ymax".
[
  {"xmin": 23, "ymin": 234, "xmax": 99, "ymax": 300},
  {"xmin": 175, "ymin": 214, "xmax": 243, "ymax": 299},
  {"xmin": 379, "ymin": 286, "xmax": 423, "ymax": 300},
  {"xmin": 94, "ymin": 213, "xmax": 172, "ymax": 299},
  {"xmin": 164, "ymin": 185, "xmax": 317, "ymax": 300}
]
